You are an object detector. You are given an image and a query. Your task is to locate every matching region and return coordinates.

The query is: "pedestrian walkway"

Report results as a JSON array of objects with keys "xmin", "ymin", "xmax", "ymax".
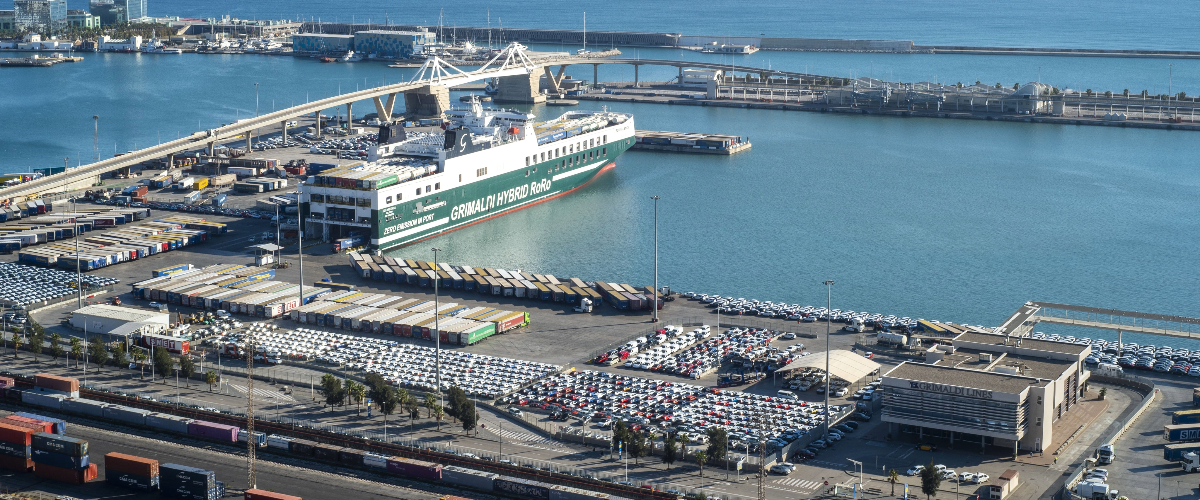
[
  {"xmin": 228, "ymin": 383, "xmax": 297, "ymax": 402},
  {"xmin": 775, "ymin": 478, "xmax": 823, "ymax": 491}
]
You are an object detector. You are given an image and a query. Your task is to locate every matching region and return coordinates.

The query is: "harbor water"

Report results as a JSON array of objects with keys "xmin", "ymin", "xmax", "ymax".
[{"xmin": 3, "ymin": 11, "xmax": 1200, "ymax": 349}]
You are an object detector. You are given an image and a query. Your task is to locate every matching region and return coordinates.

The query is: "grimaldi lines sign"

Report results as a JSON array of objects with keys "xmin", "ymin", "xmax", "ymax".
[{"xmin": 910, "ymin": 381, "xmax": 994, "ymax": 400}]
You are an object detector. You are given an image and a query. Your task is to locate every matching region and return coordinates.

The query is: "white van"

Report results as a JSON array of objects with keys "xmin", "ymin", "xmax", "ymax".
[
  {"xmin": 777, "ymin": 390, "xmax": 798, "ymax": 400},
  {"xmin": 1094, "ymin": 363, "xmax": 1123, "ymax": 377}
]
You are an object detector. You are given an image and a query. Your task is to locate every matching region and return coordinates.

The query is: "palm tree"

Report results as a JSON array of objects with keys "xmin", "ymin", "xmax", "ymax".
[
  {"xmin": 424, "ymin": 393, "xmax": 437, "ymax": 418},
  {"xmin": 205, "ymin": 370, "xmax": 218, "ymax": 392},
  {"xmin": 695, "ymin": 450, "xmax": 707, "ymax": 477},
  {"xmin": 70, "ymin": 337, "xmax": 82, "ymax": 369},
  {"xmin": 133, "ymin": 349, "xmax": 148, "ymax": 379},
  {"xmin": 432, "ymin": 405, "xmax": 445, "ymax": 431},
  {"xmin": 889, "ymin": 469, "xmax": 900, "ymax": 496},
  {"xmin": 347, "ymin": 380, "xmax": 366, "ymax": 416},
  {"xmin": 11, "ymin": 334, "xmax": 20, "ymax": 358},
  {"xmin": 49, "ymin": 333, "xmax": 62, "ymax": 364}
]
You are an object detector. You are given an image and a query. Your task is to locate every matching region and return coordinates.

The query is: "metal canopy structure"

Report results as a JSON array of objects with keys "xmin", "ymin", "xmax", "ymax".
[{"xmin": 778, "ymin": 350, "xmax": 882, "ymax": 383}]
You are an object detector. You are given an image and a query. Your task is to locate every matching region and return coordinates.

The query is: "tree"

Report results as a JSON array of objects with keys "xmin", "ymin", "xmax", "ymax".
[
  {"xmin": 179, "ymin": 355, "xmax": 195, "ymax": 387},
  {"xmin": 346, "ymin": 380, "xmax": 366, "ymax": 416},
  {"xmin": 695, "ymin": 450, "xmax": 707, "ymax": 477},
  {"xmin": 446, "ymin": 386, "xmax": 468, "ymax": 422},
  {"xmin": 889, "ymin": 469, "xmax": 900, "ymax": 496},
  {"xmin": 133, "ymin": 348, "xmax": 148, "ymax": 379},
  {"xmin": 379, "ymin": 386, "xmax": 399, "ymax": 433},
  {"xmin": 919, "ymin": 461, "xmax": 942, "ymax": 500},
  {"xmin": 405, "ymin": 399, "xmax": 421, "ymax": 432},
  {"xmin": 113, "ymin": 343, "xmax": 128, "ymax": 369},
  {"xmin": 460, "ymin": 397, "xmax": 477, "ymax": 434},
  {"xmin": 706, "ymin": 428, "xmax": 728, "ymax": 462},
  {"xmin": 395, "ymin": 387, "xmax": 410, "ymax": 410},
  {"xmin": 628, "ymin": 430, "xmax": 647, "ymax": 465},
  {"xmin": 424, "ymin": 393, "xmax": 437, "ymax": 418},
  {"xmin": 28, "ymin": 329, "xmax": 43, "ymax": 362},
  {"xmin": 1123, "ymin": 89, "xmax": 1130, "ymax": 97},
  {"xmin": 153, "ymin": 346, "xmax": 172, "ymax": 382},
  {"xmin": 320, "ymin": 374, "xmax": 345, "ymax": 408},
  {"xmin": 11, "ymin": 333, "xmax": 20, "ymax": 358},
  {"xmin": 663, "ymin": 433, "xmax": 677, "ymax": 470},
  {"xmin": 1099, "ymin": 387, "xmax": 1107, "ymax": 400},
  {"xmin": 205, "ymin": 370, "xmax": 218, "ymax": 392},
  {"xmin": 365, "ymin": 372, "xmax": 389, "ymax": 406},
  {"xmin": 89, "ymin": 336, "xmax": 108, "ymax": 371},
  {"xmin": 49, "ymin": 333, "xmax": 62, "ymax": 363},
  {"xmin": 70, "ymin": 337, "xmax": 82, "ymax": 369},
  {"xmin": 432, "ymin": 404, "xmax": 445, "ymax": 431}
]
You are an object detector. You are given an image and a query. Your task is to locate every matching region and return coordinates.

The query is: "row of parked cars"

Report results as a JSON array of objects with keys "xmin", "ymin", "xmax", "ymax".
[
  {"xmin": 905, "ymin": 464, "xmax": 991, "ymax": 484},
  {"xmin": 684, "ymin": 292, "xmax": 923, "ymax": 330}
]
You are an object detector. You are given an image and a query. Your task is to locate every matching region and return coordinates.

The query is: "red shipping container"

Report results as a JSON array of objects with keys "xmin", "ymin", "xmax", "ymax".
[
  {"xmin": 1, "ymin": 418, "xmax": 51, "ymax": 434},
  {"xmin": 0, "ymin": 455, "xmax": 33, "ymax": 472},
  {"xmin": 104, "ymin": 453, "xmax": 159, "ymax": 478},
  {"xmin": 34, "ymin": 374, "xmax": 79, "ymax": 393},
  {"xmin": 5, "ymin": 416, "xmax": 53, "ymax": 433},
  {"xmin": 245, "ymin": 488, "xmax": 304, "ymax": 500},
  {"xmin": 0, "ymin": 421, "xmax": 33, "ymax": 445},
  {"xmin": 34, "ymin": 462, "xmax": 96, "ymax": 484}
]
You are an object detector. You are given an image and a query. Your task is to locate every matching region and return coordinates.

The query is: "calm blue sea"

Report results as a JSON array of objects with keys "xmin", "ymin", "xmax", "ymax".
[{"xmin": 4, "ymin": 3, "xmax": 1200, "ymax": 348}]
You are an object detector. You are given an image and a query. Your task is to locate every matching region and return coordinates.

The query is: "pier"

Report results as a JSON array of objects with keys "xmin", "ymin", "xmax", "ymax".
[
  {"xmin": 0, "ymin": 54, "xmax": 83, "ymax": 67},
  {"xmin": 1001, "ymin": 301, "xmax": 1200, "ymax": 341}
]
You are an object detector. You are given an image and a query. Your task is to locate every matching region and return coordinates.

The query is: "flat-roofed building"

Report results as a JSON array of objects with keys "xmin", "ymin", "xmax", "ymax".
[{"xmin": 881, "ymin": 332, "xmax": 1090, "ymax": 454}]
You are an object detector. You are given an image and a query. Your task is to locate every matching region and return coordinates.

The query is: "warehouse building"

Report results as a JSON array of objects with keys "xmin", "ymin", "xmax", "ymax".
[
  {"xmin": 70, "ymin": 304, "xmax": 169, "ymax": 335},
  {"xmin": 352, "ymin": 30, "xmax": 436, "ymax": 59},
  {"xmin": 881, "ymin": 332, "xmax": 1090, "ymax": 454},
  {"xmin": 291, "ymin": 33, "xmax": 353, "ymax": 54}
]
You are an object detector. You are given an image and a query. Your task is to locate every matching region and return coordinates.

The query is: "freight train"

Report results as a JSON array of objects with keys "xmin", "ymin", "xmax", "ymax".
[{"xmin": 2, "ymin": 377, "xmax": 653, "ymax": 500}]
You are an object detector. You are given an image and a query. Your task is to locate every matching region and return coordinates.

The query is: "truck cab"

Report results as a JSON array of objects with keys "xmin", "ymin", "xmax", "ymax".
[
  {"xmin": 1184, "ymin": 451, "xmax": 1200, "ymax": 473},
  {"xmin": 1096, "ymin": 444, "xmax": 1114, "ymax": 464}
]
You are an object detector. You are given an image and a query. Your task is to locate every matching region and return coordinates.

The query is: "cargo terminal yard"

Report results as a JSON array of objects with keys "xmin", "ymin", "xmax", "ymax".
[{"xmin": 0, "ymin": 215, "xmax": 1193, "ymax": 500}]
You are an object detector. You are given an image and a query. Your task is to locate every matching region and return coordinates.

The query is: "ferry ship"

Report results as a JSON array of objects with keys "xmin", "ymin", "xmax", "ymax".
[{"xmin": 300, "ymin": 98, "xmax": 634, "ymax": 251}]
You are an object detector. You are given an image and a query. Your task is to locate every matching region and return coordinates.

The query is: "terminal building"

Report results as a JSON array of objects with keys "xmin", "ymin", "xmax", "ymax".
[
  {"xmin": 291, "ymin": 33, "xmax": 353, "ymax": 54},
  {"xmin": 352, "ymin": 30, "xmax": 436, "ymax": 59},
  {"xmin": 881, "ymin": 332, "xmax": 1090, "ymax": 454},
  {"xmin": 71, "ymin": 304, "xmax": 169, "ymax": 335}
]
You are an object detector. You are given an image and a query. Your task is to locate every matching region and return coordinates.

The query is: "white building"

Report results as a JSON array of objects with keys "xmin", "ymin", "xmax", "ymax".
[
  {"xmin": 681, "ymin": 68, "xmax": 722, "ymax": 85},
  {"xmin": 882, "ymin": 332, "xmax": 1089, "ymax": 454},
  {"xmin": 97, "ymin": 35, "xmax": 142, "ymax": 52},
  {"xmin": 70, "ymin": 304, "xmax": 168, "ymax": 334}
]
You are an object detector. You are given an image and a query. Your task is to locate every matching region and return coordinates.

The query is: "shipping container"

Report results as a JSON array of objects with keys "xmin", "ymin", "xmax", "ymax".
[
  {"xmin": 20, "ymin": 390, "xmax": 64, "ymax": 409},
  {"xmin": 103, "ymin": 405, "xmax": 151, "ymax": 426},
  {"xmin": 108, "ymin": 470, "xmax": 161, "ymax": 491},
  {"xmin": 1165, "ymin": 442, "xmax": 1200, "ymax": 461},
  {"xmin": 288, "ymin": 439, "xmax": 317, "ymax": 456},
  {"xmin": 31, "ymin": 447, "xmax": 89, "ymax": 469},
  {"xmin": 265, "ymin": 435, "xmax": 292, "ymax": 451},
  {"xmin": 142, "ymin": 414, "xmax": 192, "ymax": 436},
  {"xmin": 441, "ymin": 465, "xmax": 498, "ymax": 491},
  {"xmin": 0, "ymin": 421, "xmax": 33, "ymax": 445},
  {"xmin": 1164, "ymin": 423, "xmax": 1200, "ymax": 442},
  {"xmin": 363, "ymin": 452, "xmax": 388, "ymax": 469},
  {"xmin": 160, "ymin": 463, "xmax": 217, "ymax": 489},
  {"xmin": 384, "ymin": 456, "xmax": 442, "ymax": 480},
  {"xmin": 105, "ymin": 452, "xmax": 160, "ymax": 478},
  {"xmin": 32, "ymin": 432, "xmax": 87, "ymax": 457},
  {"xmin": 0, "ymin": 440, "xmax": 30, "ymax": 458},
  {"xmin": 33, "ymin": 461, "xmax": 96, "ymax": 484},
  {"xmin": 61, "ymin": 398, "xmax": 108, "ymax": 417},
  {"xmin": 13, "ymin": 412, "xmax": 65, "ymax": 434},
  {"xmin": 0, "ymin": 454, "xmax": 33, "ymax": 472},
  {"xmin": 1173, "ymin": 409, "xmax": 1200, "ymax": 425},
  {"xmin": 33, "ymin": 374, "xmax": 78, "ymax": 394},
  {"xmin": 187, "ymin": 420, "xmax": 239, "ymax": 442},
  {"xmin": 245, "ymin": 488, "xmax": 304, "ymax": 500},
  {"xmin": 494, "ymin": 476, "xmax": 551, "ymax": 500}
]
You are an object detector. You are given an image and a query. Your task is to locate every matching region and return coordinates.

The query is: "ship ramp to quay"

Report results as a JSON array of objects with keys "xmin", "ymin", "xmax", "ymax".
[{"xmin": 998, "ymin": 301, "xmax": 1200, "ymax": 341}]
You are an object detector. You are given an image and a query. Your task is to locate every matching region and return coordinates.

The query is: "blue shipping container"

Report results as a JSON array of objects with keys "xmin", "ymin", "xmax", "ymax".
[
  {"xmin": 15, "ymin": 412, "xmax": 66, "ymax": 434},
  {"xmin": 0, "ymin": 441, "xmax": 30, "ymax": 458},
  {"xmin": 108, "ymin": 470, "xmax": 161, "ymax": 491},
  {"xmin": 30, "ymin": 448, "xmax": 89, "ymax": 469}
]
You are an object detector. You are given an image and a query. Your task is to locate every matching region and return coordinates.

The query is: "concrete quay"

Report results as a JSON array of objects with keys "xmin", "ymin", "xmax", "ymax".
[{"xmin": 581, "ymin": 83, "xmax": 1200, "ymax": 133}]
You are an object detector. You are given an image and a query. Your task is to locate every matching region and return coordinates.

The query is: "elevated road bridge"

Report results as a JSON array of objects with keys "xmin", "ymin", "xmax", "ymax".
[{"xmin": 0, "ymin": 48, "xmax": 809, "ymax": 202}]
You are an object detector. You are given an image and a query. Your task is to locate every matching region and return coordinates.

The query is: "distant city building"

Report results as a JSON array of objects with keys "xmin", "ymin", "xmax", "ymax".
[
  {"xmin": 352, "ymin": 30, "xmax": 436, "ymax": 59},
  {"xmin": 67, "ymin": 9, "xmax": 100, "ymax": 29},
  {"xmin": 0, "ymin": 10, "xmax": 15, "ymax": 31},
  {"xmin": 13, "ymin": 0, "xmax": 67, "ymax": 32},
  {"xmin": 87, "ymin": 0, "xmax": 122, "ymax": 25},
  {"xmin": 291, "ymin": 33, "xmax": 353, "ymax": 54},
  {"xmin": 120, "ymin": 0, "xmax": 146, "ymax": 21}
]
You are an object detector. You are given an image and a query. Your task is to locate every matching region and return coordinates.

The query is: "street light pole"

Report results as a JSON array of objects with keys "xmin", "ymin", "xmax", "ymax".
[
  {"xmin": 651, "ymin": 195, "xmax": 659, "ymax": 323},
  {"xmin": 255, "ymin": 82, "xmax": 260, "ymax": 117},
  {"xmin": 92, "ymin": 115, "xmax": 99, "ymax": 162},
  {"xmin": 432, "ymin": 247, "xmax": 442, "ymax": 408},
  {"xmin": 823, "ymin": 279, "xmax": 834, "ymax": 441}
]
